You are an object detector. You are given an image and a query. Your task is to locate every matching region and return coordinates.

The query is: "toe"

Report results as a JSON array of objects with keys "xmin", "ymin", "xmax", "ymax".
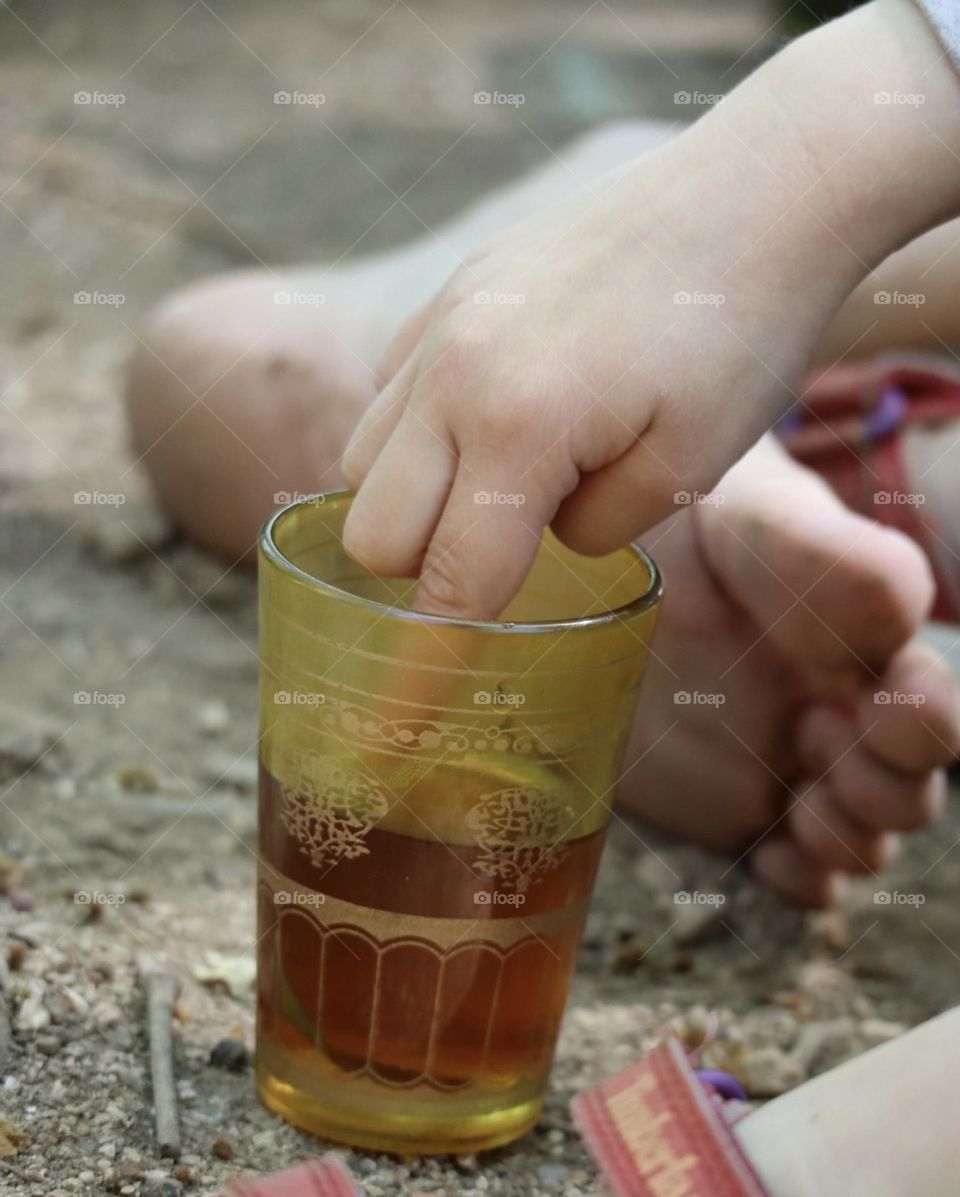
[
  {"xmin": 751, "ymin": 834, "xmax": 843, "ymax": 908},
  {"xmin": 855, "ymin": 641, "xmax": 960, "ymax": 771},
  {"xmin": 796, "ymin": 704, "xmax": 948, "ymax": 832},
  {"xmin": 787, "ymin": 777, "xmax": 900, "ymax": 874},
  {"xmin": 702, "ymin": 450, "xmax": 935, "ymax": 694}
]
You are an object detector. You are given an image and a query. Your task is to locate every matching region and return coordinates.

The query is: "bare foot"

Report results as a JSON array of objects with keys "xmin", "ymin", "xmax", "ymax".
[
  {"xmin": 125, "ymin": 122, "xmax": 960, "ymax": 906},
  {"xmin": 624, "ymin": 435, "xmax": 958, "ymax": 905}
]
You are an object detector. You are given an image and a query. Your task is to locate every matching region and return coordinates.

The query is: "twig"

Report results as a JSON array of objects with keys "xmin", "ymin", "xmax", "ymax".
[
  {"xmin": 0, "ymin": 954, "xmax": 11, "ymax": 1071},
  {"xmin": 136, "ymin": 952, "xmax": 181, "ymax": 1159}
]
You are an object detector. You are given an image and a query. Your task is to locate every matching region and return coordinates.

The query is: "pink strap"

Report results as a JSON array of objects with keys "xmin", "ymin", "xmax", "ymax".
[{"xmin": 572, "ymin": 1039, "xmax": 770, "ymax": 1197}]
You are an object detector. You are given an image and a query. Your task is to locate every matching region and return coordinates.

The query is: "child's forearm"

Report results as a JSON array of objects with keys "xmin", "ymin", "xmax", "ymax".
[{"xmin": 816, "ymin": 216, "xmax": 960, "ymax": 363}]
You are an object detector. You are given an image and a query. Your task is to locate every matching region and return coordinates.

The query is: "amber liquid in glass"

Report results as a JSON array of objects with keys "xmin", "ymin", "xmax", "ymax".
[{"xmin": 255, "ymin": 758, "xmax": 606, "ymax": 1154}]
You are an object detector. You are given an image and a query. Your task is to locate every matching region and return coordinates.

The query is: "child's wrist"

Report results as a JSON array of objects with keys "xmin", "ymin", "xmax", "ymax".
[{"xmin": 686, "ymin": 0, "xmax": 960, "ymax": 301}]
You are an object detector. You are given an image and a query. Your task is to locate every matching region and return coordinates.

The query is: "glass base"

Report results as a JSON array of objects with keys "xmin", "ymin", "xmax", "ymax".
[{"xmin": 256, "ymin": 1061, "xmax": 543, "ymax": 1156}]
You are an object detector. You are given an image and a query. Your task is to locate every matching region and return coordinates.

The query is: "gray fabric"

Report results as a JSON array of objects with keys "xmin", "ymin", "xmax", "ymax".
[{"xmin": 916, "ymin": 0, "xmax": 960, "ymax": 71}]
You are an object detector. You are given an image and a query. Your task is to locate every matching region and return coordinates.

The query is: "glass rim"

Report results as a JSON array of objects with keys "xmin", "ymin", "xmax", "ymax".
[{"xmin": 260, "ymin": 492, "xmax": 662, "ymax": 635}]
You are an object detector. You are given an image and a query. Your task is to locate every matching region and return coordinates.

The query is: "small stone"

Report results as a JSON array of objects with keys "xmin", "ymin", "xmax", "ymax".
[
  {"xmin": 7, "ymin": 943, "xmax": 27, "ymax": 971},
  {"xmin": 113, "ymin": 1158, "xmax": 145, "ymax": 1181},
  {"xmin": 791, "ymin": 1018, "xmax": 856, "ymax": 1073},
  {"xmin": 13, "ymin": 982, "xmax": 50, "ymax": 1032},
  {"xmin": 196, "ymin": 700, "xmax": 230, "ymax": 737},
  {"xmin": 53, "ymin": 776, "xmax": 77, "ymax": 801},
  {"xmin": 739, "ymin": 1046, "xmax": 804, "ymax": 1097},
  {"xmin": 537, "ymin": 1163, "xmax": 569, "ymax": 1186},
  {"xmin": 36, "ymin": 1034, "xmax": 61, "ymax": 1056},
  {"xmin": 208, "ymin": 1037, "xmax": 250, "ymax": 1072},
  {"xmin": 612, "ymin": 936, "xmax": 651, "ymax": 973},
  {"xmin": 859, "ymin": 1018, "xmax": 906, "ymax": 1048},
  {"xmin": 809, "ymin": 910, "xmax": 849, "ymax": 954},
  {"xmin": 193, "ymin": 953, "xmax": 256, "ymax": 997},
  {"xmin": 142, "ymin": 1179, "xmax": 182, "ymax": 1197},
  {"xmin": 0, "ymin": 850, "xmax": 27, "ymax": 896},
  {"xmin": 211, "ymin": 1137, "xmax": 234, "ymax": 1160},
  {"xmin": 8, "ymin": 887, "xmax": 34, "ymax": 911},
  {"xmin": 171, "ymin": 1164, "xmax": 192, "ymax": 1183},
  {"xmin": 114, "ymin": 763, "xmax": 161, "ymax": 793}
]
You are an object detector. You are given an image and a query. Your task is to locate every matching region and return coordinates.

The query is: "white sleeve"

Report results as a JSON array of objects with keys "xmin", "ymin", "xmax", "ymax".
[{"xmin": 915, "ymin": 0, "xmax": 960, "ymax": 71}]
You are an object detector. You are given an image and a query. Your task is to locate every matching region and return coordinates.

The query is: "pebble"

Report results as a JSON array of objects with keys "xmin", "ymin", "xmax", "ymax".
[
  {"xmin": 36, "ymin": 1034, "xmax": 61, "ymax": 1056},
  {"xmin": 208, "ymin": 1037, "xmax": 250, "ymax": 1072},
  {"xmin": 808, "ymin": 911, "xmax": 849, "ymax": 954},
  {"xmin": 7, "ymin": 943, "xmax": 27, "ymax": 971},
  {"xmin": 537, "ymin": 1163, "xmax": 569, "ymax": 1186},
  {"xmin": 53, "ymin": 776, "xmax": 78, "ymax": 801},
  {"xmin": 211, "ymin": 1137, "xmax": 235, "ymax": 1160},
  {"xmin": 13, "ymin": 981, "xmax": 51, "ymax": 1031},
  {"xmin": 738, "ymin": 1046, "xmax": 805, "ymax": 1097},
  {"xmin": 114, "ymin": 763, "xmax": 161, "ymax": 793},
  {"xmin": 193, "ymin": 953, "xmax": 256, "ymax": 997},
  {"xmin": 196, "ymin": 700, "xmax": 231, "ymax": 737},
  {"xmin": 142, "ymin": 1181, "xmax": 182, "ymax": 1197},
  {"xmin": 791, "ymin": 1018, "xmax": 856, "ymax": 1073},
  {"xmin": 859, "ymin": 1018, "xmax": 906, "ymax": 1048}
]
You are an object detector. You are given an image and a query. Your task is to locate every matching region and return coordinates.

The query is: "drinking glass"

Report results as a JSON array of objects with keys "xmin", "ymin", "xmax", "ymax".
[{"xmin": 256, "ymin": 492, "xmax": 661, "ymax": 1154}]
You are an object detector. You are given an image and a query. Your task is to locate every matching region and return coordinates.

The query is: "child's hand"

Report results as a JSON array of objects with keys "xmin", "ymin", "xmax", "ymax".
[{"xmin": 342, "ymin": 0, "xmax": 960, "ymax": 619}]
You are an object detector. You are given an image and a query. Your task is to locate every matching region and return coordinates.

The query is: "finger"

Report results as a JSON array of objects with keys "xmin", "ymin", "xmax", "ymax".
[
  {"xmin": 788, "ymin": 777, "xmax": 898, "ymax": 875},
  {"xmin": 375, "ymin": 293, "xmax": 441, "ymax": 387},
  {"xmin": 751, "ymin": 833, "xmax": 843, "ymax": 909},
  {"xmin": 796, "ymin": 704, "xmax": 947, "ymax": 832},
  {"xmin": 414, "ymin": 456, "xmax": 567, "ymax": 620},
  {"xmin": 552, "ymin": 431, "xmax": 685, "ymax": 555},
  {"xmin": 341, "ymin": 356, "xmax": 417, "ymax": 488},
  {"xmin": 343, "ymin": 407, "xmax": 457, "ymax": 578},
  {"xmin": 855, "ymin": 641, "xmax": 960, "ymax": 771}
]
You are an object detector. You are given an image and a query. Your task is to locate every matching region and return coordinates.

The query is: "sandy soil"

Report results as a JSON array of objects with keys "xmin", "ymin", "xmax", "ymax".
[{"xmin": 2, "ymin": 2, "xmax": 960, "ymax": 1195}]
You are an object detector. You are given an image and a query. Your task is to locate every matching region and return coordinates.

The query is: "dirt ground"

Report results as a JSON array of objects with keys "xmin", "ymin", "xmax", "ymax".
[{"xmin": 3, "ymin": 2, "xmax": 960, "ymax": 1195}]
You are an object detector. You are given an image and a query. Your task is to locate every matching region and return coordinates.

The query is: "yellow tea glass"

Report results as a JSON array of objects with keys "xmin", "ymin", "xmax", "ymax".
[{"xmin": 256, "ymin": 492, "xmax": 661, "ymax": 1155}]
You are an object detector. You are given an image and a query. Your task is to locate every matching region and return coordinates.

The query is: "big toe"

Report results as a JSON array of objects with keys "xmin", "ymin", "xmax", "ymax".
[{"xmin": 699, "ymin": 456, "xmax": 935, "ymax": 695}]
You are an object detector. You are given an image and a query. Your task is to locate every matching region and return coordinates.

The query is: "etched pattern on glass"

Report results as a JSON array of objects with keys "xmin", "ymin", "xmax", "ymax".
[
  {"xmin": 280, "ymin": 750, "xmax": 389, "ymax": 870},
  {"xmin": 466, "ymin": 786, "xmax": 570, "ymax": 892}
]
